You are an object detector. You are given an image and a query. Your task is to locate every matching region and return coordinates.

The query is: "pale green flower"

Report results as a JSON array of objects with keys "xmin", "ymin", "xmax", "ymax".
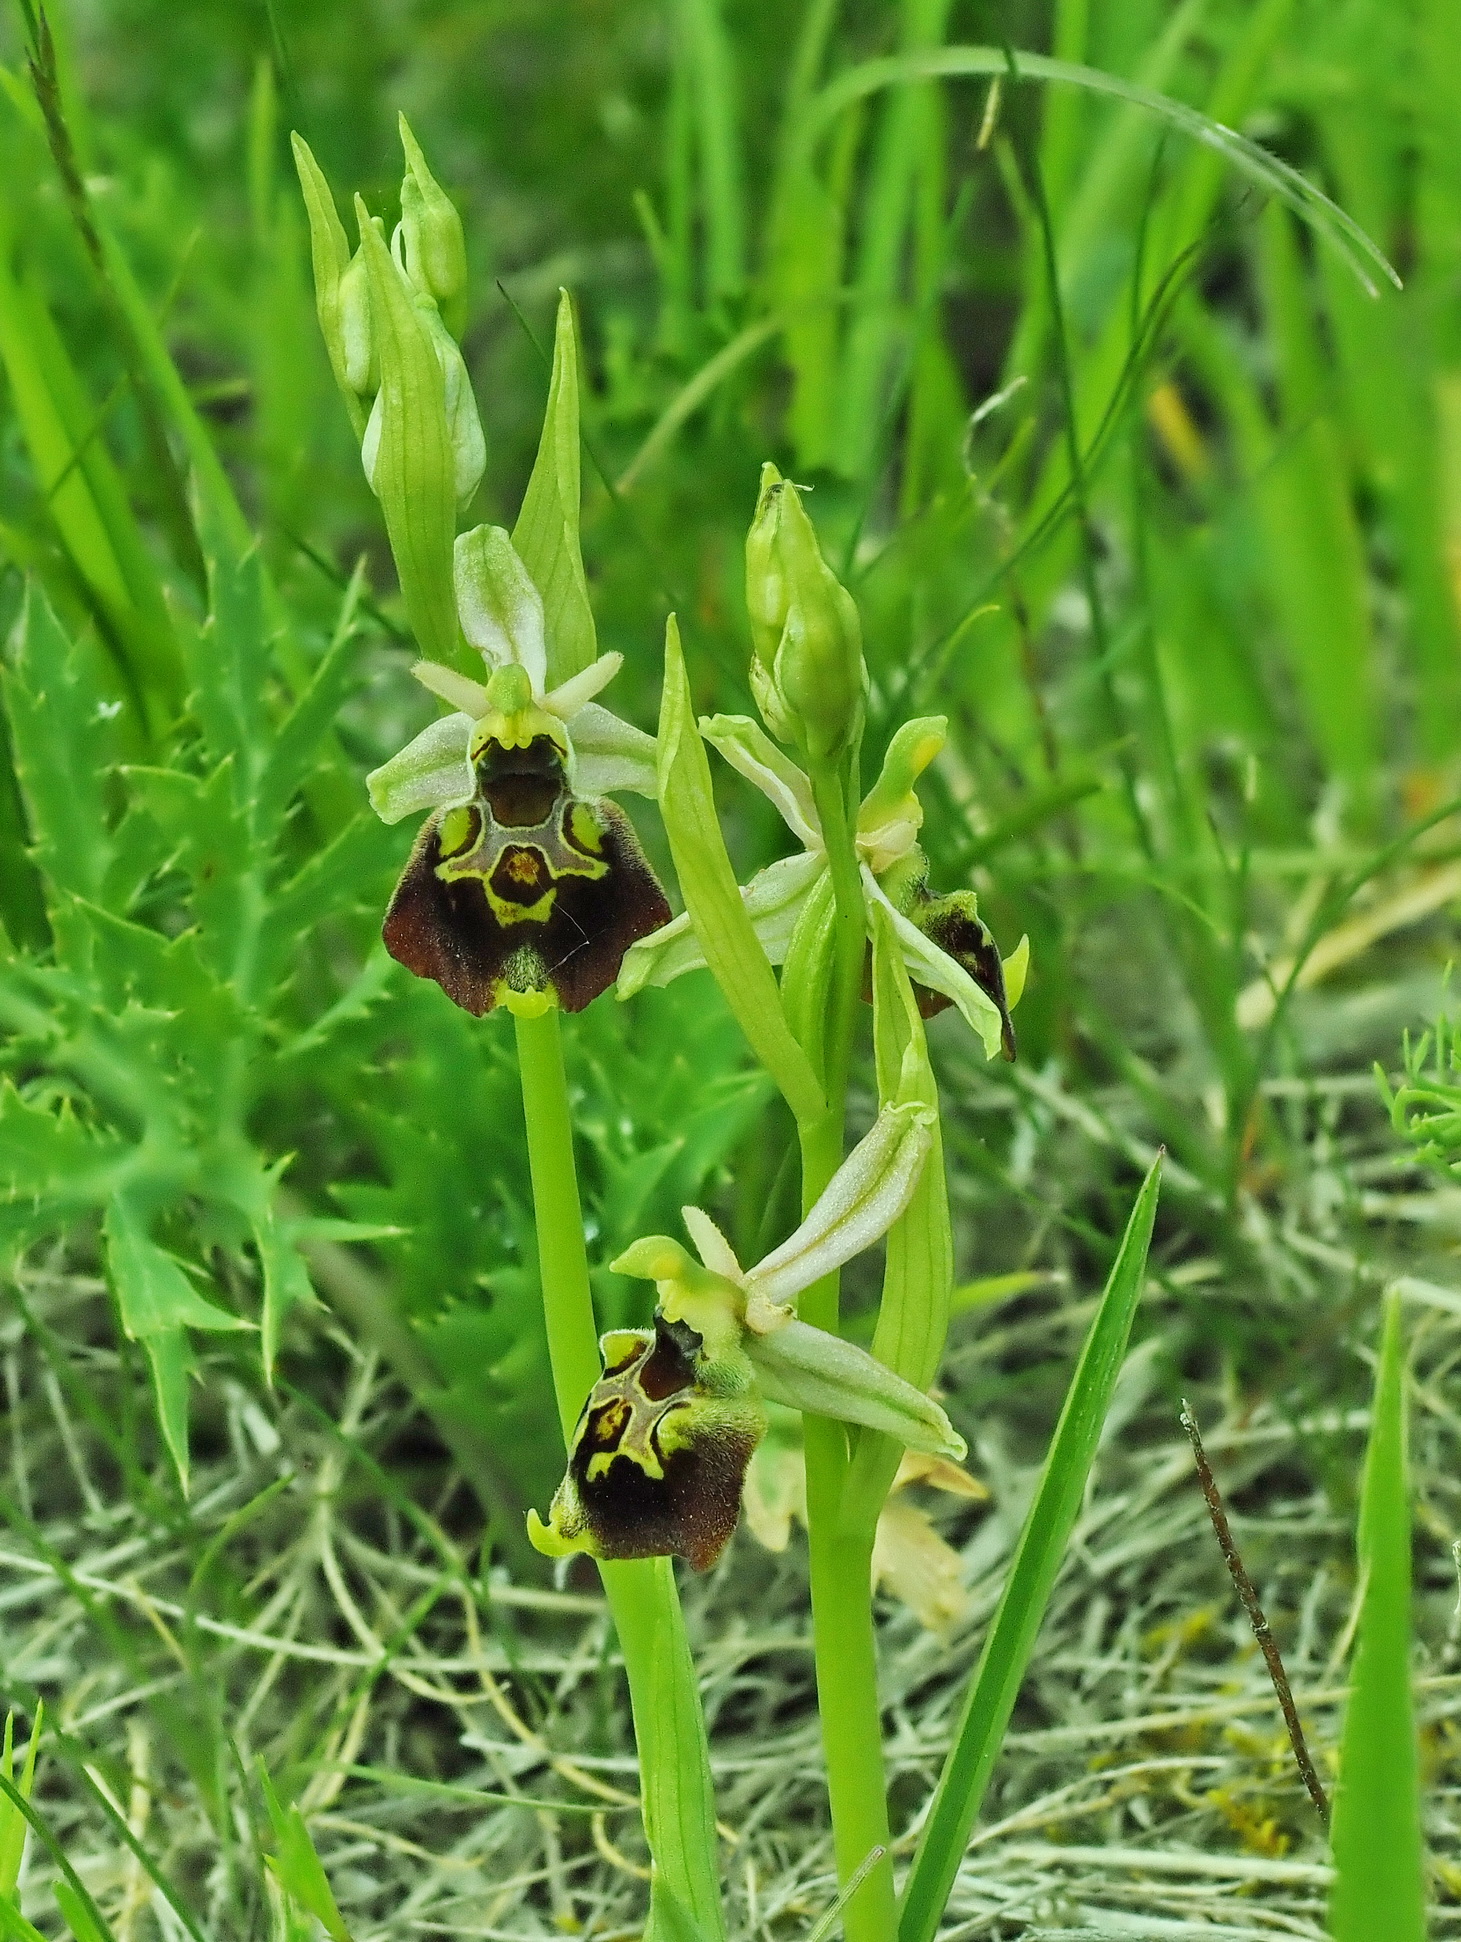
[{"xmin": 620, "ymin": 710, "xmax": 1028, "ymax": 1061}]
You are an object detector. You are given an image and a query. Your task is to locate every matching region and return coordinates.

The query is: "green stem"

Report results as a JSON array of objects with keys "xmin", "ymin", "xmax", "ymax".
[
  {"xmin": 514, "ymin": 1006, "xmax": 725, "ymax": 1941},
  {"xmin": 797, "ymin": 756, "xmax": 897, "ymax": 1942}
]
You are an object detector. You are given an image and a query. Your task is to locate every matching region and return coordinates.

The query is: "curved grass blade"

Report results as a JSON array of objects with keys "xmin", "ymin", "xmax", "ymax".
[
  {"xmin": 1328, "ymin": 1292, "xmax": 1426, "ymax": 1942},
  {"xmin": 897, "ymin": 1155, "xmax": 1162, "ymax": 1942},
  {"xmin": 801, "ymin": 48, "xmax": 1398, "ymax": 298}
]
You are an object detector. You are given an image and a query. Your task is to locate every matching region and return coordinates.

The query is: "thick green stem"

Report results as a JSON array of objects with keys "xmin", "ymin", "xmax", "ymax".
[
  {"xmin": 797, "ymin": 756, "xmax": 897, "ymax": 1942},
  {"xmin": 514, "ymin": 1006, "xmax": 725, "ymax": 1940}
]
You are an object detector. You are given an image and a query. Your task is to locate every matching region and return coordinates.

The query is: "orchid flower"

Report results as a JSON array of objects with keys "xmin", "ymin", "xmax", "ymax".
[
  {"xmin": 618, "ymin": 710, "xmax": 1028, "ymax": 1061},
  {"xmin": 527, "ymin": 1097, "xmax": 966, "ymax": 1571},
  {"xmin": 365, "ymin": 526, "xmax": 669, "ymax": 1015}
]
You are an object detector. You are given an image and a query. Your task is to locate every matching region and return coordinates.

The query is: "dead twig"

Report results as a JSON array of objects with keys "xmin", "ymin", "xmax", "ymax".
[{"xmin": 1179, "ymin": 1401, "xmax": 1331, "ymax": 1828}]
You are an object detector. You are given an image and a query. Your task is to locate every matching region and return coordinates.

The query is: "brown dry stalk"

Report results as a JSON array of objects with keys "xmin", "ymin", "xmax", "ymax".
[{"xmin": 1179, "ymin": 1401, "xmax": 1330, "ymax": 1828}]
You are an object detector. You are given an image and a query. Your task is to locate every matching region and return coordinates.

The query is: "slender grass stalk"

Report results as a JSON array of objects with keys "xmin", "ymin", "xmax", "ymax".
[{"xmin": 513, "ymin": 1007, "xmax": 725, "ymax": 1941}]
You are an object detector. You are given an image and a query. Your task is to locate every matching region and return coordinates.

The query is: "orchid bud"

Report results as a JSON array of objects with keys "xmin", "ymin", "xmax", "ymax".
[
  {"xmin": 398, "ymin": 114, "xmax": 468, "ymax": 334},
  {"xmin": 337, "ymin": 239, "xmax": 377, "ymax": 396},
  {"xmin": 291, "ymin": 133, "xmax": 365, "ymax": 438},
  {"xmin": 353, "ymin": 195, "xmax": 459, "ymax": 665},
  {"xmin": 743, "ymin": 462, "xmax": 866, "ymax": 759}
]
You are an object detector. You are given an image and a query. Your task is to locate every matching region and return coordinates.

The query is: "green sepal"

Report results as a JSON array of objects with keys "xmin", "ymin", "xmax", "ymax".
[
  {"xmin": 354, "ymin": 196, "xmax": 459, "ymax": 666},
  {"xmin": 511, "ymin": 291, "xmax": 597, "ymax": 688},
  {"xmin": 289, "ymin": 134, "xmax": 365, "ymax": 439},
  {"xmin": 655, "ymin": 616, "xmax": 825, "ymax": 1128}
]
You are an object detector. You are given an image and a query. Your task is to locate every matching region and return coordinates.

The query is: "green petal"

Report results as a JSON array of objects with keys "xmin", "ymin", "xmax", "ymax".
[{"xmin": 700, "ymin": 713, "xmax": 821, "ymax": 848}]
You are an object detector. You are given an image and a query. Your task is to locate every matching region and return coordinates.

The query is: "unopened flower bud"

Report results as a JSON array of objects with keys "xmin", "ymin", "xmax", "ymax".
[
  {"xmin": 745, "ymin": 462, "xmax": 792, "ymax": 668},
  {"xmin": 398, "ymin": 114, "xmax": 468, "ymax": 335},
  {"xmin": 338, "ymin": 238, "xmax": 377, "ymax": 395},
  {"xmin": 743, "ymin": 462, "xmax": 866, "ymax": 759}
]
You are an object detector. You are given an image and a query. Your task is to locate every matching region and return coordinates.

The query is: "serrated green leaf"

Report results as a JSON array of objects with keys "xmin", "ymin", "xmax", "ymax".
[
  {"xmin": 50, "ymin": 898, "xmax": 244, "ymax": 1053},
  {"xmin": 124, "ymin": 764, "xmax": 254, "ymax": 981},
  {"xmin": 188, "ymin": 491, "xmax": 272, "ymax": 822},
  {"xmin": 1, "ymin": 586, "xmax": 120, "ymax": 905},
  {"xmin": 255, "ymin": 566, "xmax": 366, "ymax": 829},
  {"xmin": 105, "ymin": 1198, "xmax": 252, "ymax": 1339},
  {"xmin": 253, "ymin": 1211, "xmax": 316, "ymax": 1383},
  {"xmin": 511, "ymin": 290, "xmax": 596, "ymax": 687},
  {"xmin": 258, "ymin": 813, "xmax": 394, "ymax": 980},
  {"xmin": 0, "ymin": 1082, "xmax": 126, "ymax": 1216},
  {"xmin": 106, "ymin": 1197, "xmax": 251, "ymax": 1493}
]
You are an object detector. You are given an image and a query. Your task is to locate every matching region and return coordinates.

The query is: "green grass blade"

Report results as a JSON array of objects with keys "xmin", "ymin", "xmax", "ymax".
[
  {"xmin": 0, "ymin": 1705, "xmax": 39, "ymax": 1900},
  {"xmin": 897, "ymin": 1155, "xmax": 1162, "ymax": 1942},
  {"xmin": 1328, "ymin": 1292, "xmax": 1426, "ymax": 1942},
  {"xmin": 675, "ymin": 0, "xmax": 746, "ymax": 301},
  {"xmin": 802, "ymin": 46, "xmax": 1397, "ymax": 296},
  {"xmin": 836, "ymin": 0, "xmax": 953, "ymax": 479}
]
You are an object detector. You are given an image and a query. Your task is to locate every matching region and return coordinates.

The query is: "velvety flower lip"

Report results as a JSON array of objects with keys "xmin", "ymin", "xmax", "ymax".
[
  {"xmin": 365, "ymin": 527, "xmax": 668, "ymax": 1016},
  {"xmin": 527, "ymin": 1099, "xmax": 966, "ymax": 1571},
  {"xmin": 618, "ymin": 710, "xmax": 1028, "ymax": 1060}
]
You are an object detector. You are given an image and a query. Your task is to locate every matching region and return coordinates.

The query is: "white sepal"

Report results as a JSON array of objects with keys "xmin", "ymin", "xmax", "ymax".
[
  {"xmin": 744, "ymin": 1321, "xmax": 965, "ymax": 1458},
  {"xmin": 700, "ymin": 714, "xmax": 822, "ymax": 851},
  {"xmin": 569, "ymin": 702, "xmax": 659, "ymax": 798},
  {"xmin": 411, "ymin": 659, "xmax": 491, "ymax": 716},
  {"xmin": 863, "ymin": 865, "xmax": 1006, "ymax": 1062},
  {"xmin": 743, "ymin": 1099, "xmax": 935, "ymax": 1330},
  {"xmin": 454, "ymin": 526, "xmax": 548, "ymax": 689},
  {"xmin": 366, "ymin": 711, "xmax": 474, "ymax": 823},
  {"xmin": 616, "ymin": 850, "xmax": 825, "ymax": 996},
  {"xmin": 544, "ymin": 653, "xmax": 624, "ymax": 721}
]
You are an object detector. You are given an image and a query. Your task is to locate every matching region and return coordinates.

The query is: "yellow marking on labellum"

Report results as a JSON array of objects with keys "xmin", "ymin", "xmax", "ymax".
[
  {"xmin": 568, "ymin": 801, "xmax": 605, "ymax": 855},
  {"xmin": 438, "ymin": 805, "xmax": 476, "ymax": 856}
]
